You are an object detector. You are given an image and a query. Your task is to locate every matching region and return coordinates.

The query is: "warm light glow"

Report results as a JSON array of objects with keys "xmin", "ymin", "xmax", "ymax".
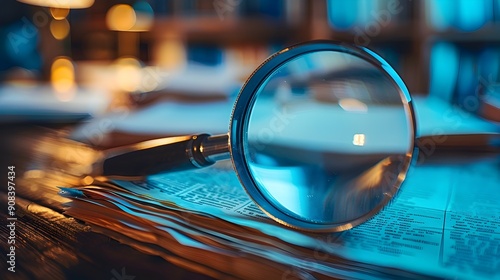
[
  {"xmin": 353, "ymin": 133, "xmax": 366, "ymax": 146},
  {"xmin": 24, "ymin": 170, "xmax": 45, "ymax": 179},
  {"xmin": 106, "ymin": 2, "xmax": 154, "ymax": 32},
  {"xmin": 339, "ymin": 98, "xmax": 368, "ymax": 112},
  {"xmin": 114, "ymin": 57, "xmax": 142, "ymax": 92},
  {"xmin": 50, "ymin": 19, "xmax": 70, "ymax": 40},
  {"xmin": 17, "ymin": 0, "xmax": 94, "ymax": 9},
  {"xmin": 154, "ymin": 38, "xmax": 186, "ymax": 68},
  {"xmin": 50, "ymin": 7, "xmax": 69, "ymax": 19},
  {"xmin": 51, "ymin": 57, "xmax": 76, "ymax": 101},
  {"xmin": 81, "ymin": 176, "xmax": 94, "ymax": 185},
  {"xmin": 106, "ymin": 4, "xmax": 136, "ymax": 31}
]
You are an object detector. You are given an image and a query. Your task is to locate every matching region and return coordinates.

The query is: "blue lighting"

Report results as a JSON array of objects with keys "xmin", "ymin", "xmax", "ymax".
[
  {"xmin": 1, "ymin": 19, "xmax": 42, "ymax": 71},
  {"xmin": 429, "ymin": 42, "xmax": 459, "ymax": 102},
  {"xmin": 327, "ymin": 0, "xmax": 358, "ymax": 30},
  {"xmin": 456, "ymin": 0, "xmax": 491, "ymax": 31},
  {"xmin": 456, "ymin": 51, "xmax": 478, "ymax": 112},
  {"xmin": 427, "ymin": 0, "xmax": 455, "ymax": 31},
  {"xmin": 428, "ymin": 0, "xmax": 492, "ymax": 31},
  {"xmin": 478, "ymin": 48, "xmax": 500, "ymax": 88}
]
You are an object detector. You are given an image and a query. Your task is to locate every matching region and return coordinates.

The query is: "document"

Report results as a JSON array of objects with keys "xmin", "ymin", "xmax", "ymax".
[{"xmin": 61, "ymin": 158, "xmax": 500, "ymax": 279}]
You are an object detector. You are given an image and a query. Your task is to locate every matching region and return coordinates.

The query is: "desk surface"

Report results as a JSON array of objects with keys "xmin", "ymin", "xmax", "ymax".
[
  {"xmin": 1, "ymin": 123, "xmax": 499, "ymax": 280},
  {"xmin": 0, "ymin": 125, "xmax": 214, "ymax": 280}
]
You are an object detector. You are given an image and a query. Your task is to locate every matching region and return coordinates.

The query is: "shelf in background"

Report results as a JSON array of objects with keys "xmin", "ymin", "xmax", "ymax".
[{"xmin": 426, "ymin": 25, "xmax": 500, "ymax": 43}]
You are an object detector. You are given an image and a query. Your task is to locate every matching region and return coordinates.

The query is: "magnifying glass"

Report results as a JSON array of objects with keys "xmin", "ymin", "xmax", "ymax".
[{"xmin": 92, "ymin": 40, "xmax": 497, "ymax": 232}]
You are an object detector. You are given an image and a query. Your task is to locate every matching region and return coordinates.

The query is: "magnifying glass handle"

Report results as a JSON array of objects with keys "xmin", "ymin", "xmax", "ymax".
[{"xmin": 93, "ymin": 134, "xmax": 230, "ymax": 178}]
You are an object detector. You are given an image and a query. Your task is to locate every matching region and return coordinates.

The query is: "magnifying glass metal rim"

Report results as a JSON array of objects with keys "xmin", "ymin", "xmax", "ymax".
[{"xmin": 229, "ymin": 40, "xmax": 418, "ymax": 232}]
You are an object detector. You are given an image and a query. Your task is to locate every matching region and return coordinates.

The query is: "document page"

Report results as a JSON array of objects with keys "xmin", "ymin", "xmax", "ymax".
[
  {"xmin": 112, "ymin": 159, "xmax": 500, "ymax": 279},
  {"xmin": 442, "ymin": 162, "xmax": 500, "ymax": 277}
]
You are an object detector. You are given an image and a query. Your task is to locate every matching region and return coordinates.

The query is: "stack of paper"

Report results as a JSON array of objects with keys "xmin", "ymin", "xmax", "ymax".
[{"xmin": 59, "ymin": 158, "xmax": 500, "ymax": 279}]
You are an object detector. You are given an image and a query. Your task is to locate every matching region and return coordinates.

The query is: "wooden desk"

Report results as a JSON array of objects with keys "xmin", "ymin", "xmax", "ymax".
[{"xmin": 0, "ymin": 124, "xmax": 213, "ymax": 280}]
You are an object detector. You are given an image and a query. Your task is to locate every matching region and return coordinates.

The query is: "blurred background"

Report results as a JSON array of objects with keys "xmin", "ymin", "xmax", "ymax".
[{"xmin": 0, "ymin": 0, "xmax": 499, "ymax": 130}]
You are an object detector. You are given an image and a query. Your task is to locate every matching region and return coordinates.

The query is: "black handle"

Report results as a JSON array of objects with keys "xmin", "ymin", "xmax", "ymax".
[{"xmin": 96, "ymin": 134, "xmax": 214, "ymax": 178}]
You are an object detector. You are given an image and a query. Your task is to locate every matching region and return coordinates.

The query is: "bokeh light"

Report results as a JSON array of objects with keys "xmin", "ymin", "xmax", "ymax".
[
  {"xmin": 106, "ymin": 2, "xmax": 154, "ymax": 32},
  {"xmin": 106, "ymin": 4, "xmax": 136, "ymax": 31},
  {"xmin": 17, "ymin": 0, "xmax": 94, "ymax": 9},
  {"xmin": 154, "ymin": 38, "xmax": 186, "ymax": 69},
  {"xmin": 50, "ymin": 19, "xmax": 70, "ymax": 40},
  {"xmin": 51, "ymin": 57, "xmax": 76, "ymax": 100},
  {"xmin": 114, "ymin": 57, "xmax": 142, "ymax": 92},
  {"xmin": 50, "ymin": 7, "xmax": 69, "ymax": 19}
]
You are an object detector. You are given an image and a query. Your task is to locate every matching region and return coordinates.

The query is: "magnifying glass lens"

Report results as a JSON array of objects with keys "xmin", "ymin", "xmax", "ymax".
[
  {"xmin": 232, "ymin": 44, "xmax": 415, "ymax": 231},
  {"xmin": 97, "ymin": 41, "xmax": 416, "ymax": 232}
]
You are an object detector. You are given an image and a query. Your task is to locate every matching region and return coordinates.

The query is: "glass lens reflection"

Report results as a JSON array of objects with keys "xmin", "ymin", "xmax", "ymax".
[{"xmin": 244, "ymin": 50, "xmax": 413, "ymax": 226}]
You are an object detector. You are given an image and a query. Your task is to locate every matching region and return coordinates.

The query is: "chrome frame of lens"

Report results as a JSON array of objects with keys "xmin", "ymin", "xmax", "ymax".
[{"xmin": 229, "ymin": 40, "xmax": 417, "ymax": 232}]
